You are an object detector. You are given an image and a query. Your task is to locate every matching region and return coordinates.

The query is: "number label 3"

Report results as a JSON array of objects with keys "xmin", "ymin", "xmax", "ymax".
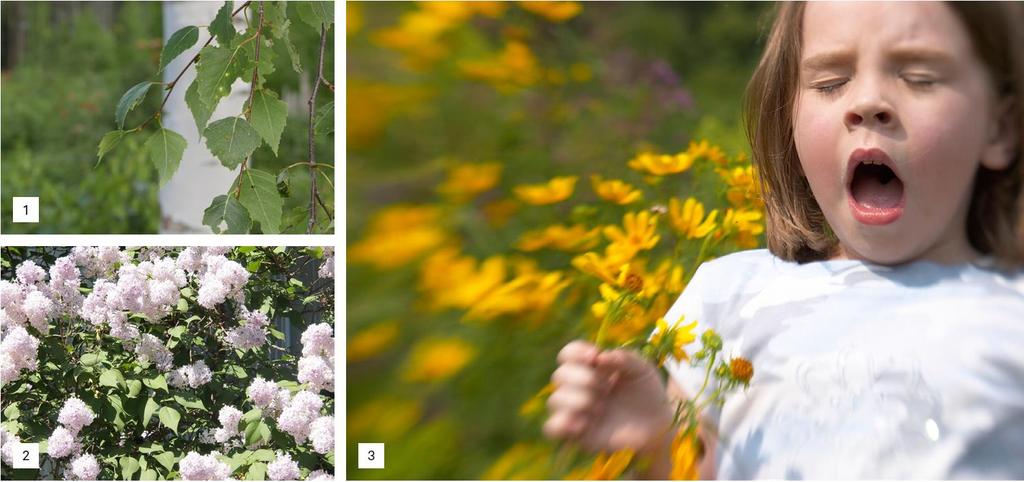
[{"xmin": 358, "ymin": 443, "xmax": 384, "ymax": 469}]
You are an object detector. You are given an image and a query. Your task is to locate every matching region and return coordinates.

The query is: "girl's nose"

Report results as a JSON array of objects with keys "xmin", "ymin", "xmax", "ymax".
[{"xmin": 844, "ymin": 84, "xmax": 896, "ymax": 130}]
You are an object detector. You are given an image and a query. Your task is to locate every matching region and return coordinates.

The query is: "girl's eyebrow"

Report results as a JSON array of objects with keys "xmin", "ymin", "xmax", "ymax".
[{"xmin": 801, "ymin": 50, "xmax": 855, "ymax": 72}]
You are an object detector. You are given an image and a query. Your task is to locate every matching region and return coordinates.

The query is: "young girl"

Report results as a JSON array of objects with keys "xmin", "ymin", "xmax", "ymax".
[{"xmin": 545, "ymin": 2, "xmax": 1024, "ymax": 478}]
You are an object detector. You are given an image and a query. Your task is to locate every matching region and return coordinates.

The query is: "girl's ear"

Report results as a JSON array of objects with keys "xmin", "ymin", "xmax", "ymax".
[{"xmin": 980, "ymin": 95, "xmax": 1019, "ymax": 171}]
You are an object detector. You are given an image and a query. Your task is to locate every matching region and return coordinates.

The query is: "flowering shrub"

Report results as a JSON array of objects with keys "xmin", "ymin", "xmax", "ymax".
[
  {"xmin": 348, "ymin": 1, "xmax": 768, "ymax": 479},
  {"xmin": 1, "ymin": 246, "xmax": 334, "ymax": 480}
]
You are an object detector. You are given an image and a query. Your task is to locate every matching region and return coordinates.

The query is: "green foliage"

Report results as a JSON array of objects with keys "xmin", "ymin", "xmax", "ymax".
[
  {"xmin": 203, "ymin": 194, "xmax": 253, "ymax": 234},
  {"xmin": 236, "ymin": 169, "xmax": 284, "ymax": 234},
  {"xmin": 144, "ymin": 128, "xmax": 187, "ymax": 187},
  {"xmin": 249, "ymin": 89, "xmax": 288, "ymax": 156},
  {"xmin": 1, "ymin": 1, "xmax": 334, "ymax": 234},
  {"xmin": 159, "ymin": 26, "xmax": 199, "ymax": 73},
  {"xmin": 115, "ymin": 81, "xmax": 156, "ymax": 130},
  {"xmin": 204, "ymin": 117, "xmax": 262, "ymax": 169},
  {"xmin": 0, "ymin": 247, "xmax": 335, "ymax": 480}
]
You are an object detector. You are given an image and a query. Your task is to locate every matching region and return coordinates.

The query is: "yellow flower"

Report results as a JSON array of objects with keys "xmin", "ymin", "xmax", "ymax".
[
  {"xmin": 437, "ymin": 162, "xmax": 503, "ymax": 203},
  {"xmin": 465, "ymin": 268, "xmax": 572, "ymax": 323},
  {"xmin": 717, "ymin": 165, "xmax": 762, "ymax": 208},
  {"xmin": 686, "ymin": 139, "xmax": 729, "ymax": 167},
  {"xmin": 569, "ymin": 449, "xmax": 635, "ymax": 480},
  {"xmin": 649, "ymin": 315, "xmax": 698, "ymax": 366},
  {"xmin": 516, "ymin": 224, "xmax": 600, "ymax": 252},
  {"xmin": 719, "ymin": 208, "xmax": 765, "ymax": 249},
  {"xmin": 518, "ymin": 1, "xmax": 582, "ymax": 22},
  {"xmin": 347, "ymin": 2, "xmax": 363, "ymax": 36},
  {"xmin": 670, "ymin": 432, "xmax": 701, "ymax": 480},
  {"xmin": 459, "ymin": 40, "xmax": 542, "ymax": 92},
  {"xmin": 591, "ymin": 175, "xmax": 643, "ymax": 205},
  {"xmin": 347, "ymin": 81, "xmax": 433, "ymax": 148},
  {"xmin": 590, "ymin": 283, "xmax": 668, "ymax": 344},
  {"xmin": 730, "ymin": 357, "xmax": 754, "ymax": 384},
  {"xmin": 668, "ymin": 197, "xmax": 719, "ymax": 239},
  {"xmin": 401, "ymin": 337, "xmax": 477, "ymax": 383},
  {"xmin": 513, "ymin": 176, "xmax": 577, "ymax": 205},
  {"xmin": 572, "ymin": 250, "xmax": 626, "ymax": 285},
  {"xmin": 347, "ymin": 320, "xmax": 400, "ymax": 362},
  {"xmin": 519, "ymin": 382, "xmax": 555, "ymax": 417},
  {"xmin": 419, "ymin": 248, "xmax": 507, "ymax": 311},
  {"xmin": 627, "ymin": 151, "xmax": 694, "ymax": 176},
  {"xmin": 482, "ymin": 199, "xmax": 521, "ymax": 227},
  {"xmin": 483, "ymin": 443, "xmax": 551, "ymax": 480},
  {"xmin": 650, "ymin": 259, "xmax": 686, "ymax": 295},
  {"xmin": 349, "ymin": 204, "xmax": 447, "ymax": 269},
  {"xmin": 348, "ymin": 397, "xmax": 422, "ymax": 439},
  {"xmin": 604, "ymin": 211, "xmax": 661, "ymax": 256}
]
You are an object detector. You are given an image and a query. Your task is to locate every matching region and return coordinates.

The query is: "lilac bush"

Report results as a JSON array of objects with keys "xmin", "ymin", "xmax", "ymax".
[{"xmin": 0, "ymin": 246, "xmax": 335, "ymax": 480}]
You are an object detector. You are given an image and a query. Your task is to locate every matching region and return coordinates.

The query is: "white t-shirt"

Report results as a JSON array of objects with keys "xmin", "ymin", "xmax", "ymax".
[{"xmin": 658, "ymin": 249, "xmax": 1024, "ymax": 479}]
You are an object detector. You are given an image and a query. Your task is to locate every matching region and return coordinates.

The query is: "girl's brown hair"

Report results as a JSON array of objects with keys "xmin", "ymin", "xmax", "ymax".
[{"xmin": 743, "ymin": 2, "xmax": 1024, "ymax": 265}]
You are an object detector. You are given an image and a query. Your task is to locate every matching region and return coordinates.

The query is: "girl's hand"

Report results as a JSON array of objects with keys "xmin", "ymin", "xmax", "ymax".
[{"xmin": 543, "ymin": 340, "xmax": 675, "ymax": 455}]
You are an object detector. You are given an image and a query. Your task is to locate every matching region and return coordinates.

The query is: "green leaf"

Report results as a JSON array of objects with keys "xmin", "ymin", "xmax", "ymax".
[
  {"xmin": 107, "ymin": 393, "xmax": 125, "ymax": 416},
  {"xmin": 167, "ymin": 326, "xmax": 187, "ymax": 339},
  {"xmin": 138, "ymin": 443, "xmax": 164, "ymax": 455},
  {"xmin": 153, "ymin": 451, "xmax": 177, "ymax": 472},
  {"xmin": 97, "ymin": 130, "xmax": 127, "ymax": 166},
  {"xmin": 126, "ymin": 380, "xmax": 143, "ymax": 398},
  {"xmin": 258, "ymin": 423, "xmax": 271, "ymax": 444},
  {"xmin": 236, "ymin": 169, "xmax": 283, "ymax": 233},
  {"xmin": 315, "ymin": 100, "xmax": 334, "ymax": 137},
  {"xmin": 121, "ymin": 455, "xmax": 140, "ymax": 480},
  {"xmin": 224, "ymin": 364, "xmax": 247, "ymax": 379},
  {"xmin": 81, "ymin": 352, "xmax": 104, "ymax": 366},
  {"xmin": 159, "ymin": 406, "xmax": 181, "ymax": 434},
  {"xmin": 204, "ymin": 117, "xmax": 261, "ymax": 169},
  {"xmin": 140, "ymin": 469, "xmax": 158, "ymax": 480},
  {"xmin": 248, "ymin": 89, "xmax": 287, "ymax": 155},
  {"xmin": 145, "ymin": 128, "xmax": 187, "ymax": 187},
  {"xmin": 99, "ymin": 368, "xmax": 125, "ymax": 389},
  {"xmin": 250, "ymin": 449, "xmax": 275, "ymax": 462},
  {"xmin": 276, "ymin": 169, "xmax": 291, "ymax": 197},
  {"xmin": 185, "ymin": 80, "xmax": 214, "ymax": 133},
  {"xmin": 143, "ymin": 374, "xmax": 168, "ymax": 392},
  {"xmin": 195, "ymin": 44, "xmax": 246, "ymax": 108},
  {"xmin": 115, "ymin": 81, "xmax": 155, "ymax": 129},
  {"xmin": 209, "ymin": 1, "xmax": 236, "ymax": 46},
  {"xmin": 160, "ymin": 26, "xmax": 199, "ymax": 73},
  {"xmin": 262, "ymin": 3, "xmax": 302, "ymax": 74},
  {"xmin": 173, "ymin": 395, "xmax": 206, "ymax": 411},
  {"xmin": 203, "ymin": 194, "xmax": 252, "ymax": 234},
  {"xmin": 296, "ymin": 2, "xmax": 334, "ymax": 31},
  {"xmin": 246, "ymin": 462, "xmax": 267, "ymax": 480},
  {"xmin": 3, "ymin": 403, "xmax": 19, "ymax": 420},
  {"xmin": 175, "ymin": 298, "xmax": 188, "ymax": 313},
  {"xmin": 269, "ymin": 327, "xmax": 285, "ymax": 340},
  {"xmin": 242, "ymin": 408, "xmax": 262, "ymax": 423}
]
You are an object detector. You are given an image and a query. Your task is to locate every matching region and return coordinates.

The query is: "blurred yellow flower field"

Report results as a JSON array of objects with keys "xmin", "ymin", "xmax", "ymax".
[{"xmin": 348, "ymin": 1, "xmax": 771, "ymax": 479}]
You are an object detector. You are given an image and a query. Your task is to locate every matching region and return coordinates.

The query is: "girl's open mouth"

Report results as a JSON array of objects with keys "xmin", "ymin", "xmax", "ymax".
[{"xmin": 846, "ymin": 147, "xmax": 904, "ymax": 225}]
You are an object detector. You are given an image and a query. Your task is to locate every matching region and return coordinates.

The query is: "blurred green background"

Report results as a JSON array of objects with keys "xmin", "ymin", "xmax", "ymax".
[
  {"xmin": 347, "ymin": 1, "xmax": 771, "ymax": 479},
  {"xmin": 0, "ymin": 1, "xmax": 334, "ymax": 234}
]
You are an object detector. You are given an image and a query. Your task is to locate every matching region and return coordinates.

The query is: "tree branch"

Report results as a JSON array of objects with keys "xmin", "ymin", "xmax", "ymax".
[
  {"xmin": 233, "ymin": 2, "xmax": 265, "ymax": 200},
  {"xmin": 306, "ymin": 23, "xmax": 331, "ymax": 234},
  {"xmin": 134, "ymin": 1, "xmax": 252, "ymax": 132}
]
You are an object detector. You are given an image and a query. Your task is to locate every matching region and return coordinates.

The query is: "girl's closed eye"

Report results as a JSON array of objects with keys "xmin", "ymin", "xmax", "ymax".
[{"xmin": 811, "ymin": 78, "xmax": 848, "ymax": 95}]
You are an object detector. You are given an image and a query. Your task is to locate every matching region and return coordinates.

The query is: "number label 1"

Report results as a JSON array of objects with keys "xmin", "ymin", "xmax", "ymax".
[{"xmin": 12, "ymin": 197, "xmax": 39, "ymax": 223}]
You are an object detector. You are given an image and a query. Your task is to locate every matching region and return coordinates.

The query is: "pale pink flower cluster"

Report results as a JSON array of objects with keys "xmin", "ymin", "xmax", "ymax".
[
  {"xmin": 134, "ymin": 334, "xmax": 174, "ymax": 372},
  {"xmin": 177, "ymin": 451, "xmax": 231, "ymax": 480},
  {"xmin": 1, "ymin": 263, "xmax": 56, "ymax": 334},
  {"xmin": 70, "ymin": 246, "xmax": 126, "ymax": 278},
  {"xmin": 0, "ymin": 326, "xmax": 40, "ymax": 384},
  {"xmin": 167, "ymin": 360, "xmax": 213, "ymax": 389},
  {"xmin": 266, "ymin": 452, "xmax": 300, "ymax": 480},
  {"xmin": 48, "ymin": 256, "xmax": 84, "ymax": 317},
  {"xmin": 307, "ymin": 469, "xmax": 333, "ymax": 480},
  {"xmin": 16, "ymin": 260, "xmax": 46, "ymax": 286},
  {"xmin": 47, "ymin": 426, "xmax": 80, "ymax": 459},
  {"xmin": 214, "ymin": 405, "xmax": 243, "ymax": 444},
  {"xmin": 246, "ymin": 377, "xmax": 292, "ymax": 418},
  {"xmin": 57, "ymin": 397, "xmax": 96, "ymax": 435},
  {"xmin": 309, "ymin": 416, "xmax": 334, "ymax": 455},
  {"xmin": 65, "ymin": 453, "xmax": 100, "ymax": 480},
  {"xmin": 298, "ymin": 323, "xmax": 334, "ymax": 393},
  {"xmin": 317, "ymin": 247, "xmax": 334, "ymax": 279},
  {"xmin": 0, "ymin": 428, "xmax": 20, "ymax": 466},
  {"xmin": 225, "ymin": 307, "xmax": 269, "ymax": 350},
  {"xmin": 276, "ymin": 391, "xmax": 323, "ymax": 445},
  {"xmin": 196, "ymin": 254, "xmax": 250, "ymax": 308}
]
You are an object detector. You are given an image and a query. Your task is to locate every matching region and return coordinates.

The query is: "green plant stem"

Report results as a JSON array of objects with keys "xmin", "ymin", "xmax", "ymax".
[
  {"xmin": 692, "ymin": 351, "xmax": 716, "ymax": 404},
  {"xmin": 233, "ymin": 2, "xmax": 264, "ymax": 201},
  {"xmin": 306, "ymin": 23, "xmax": 332, "ymax": 234}
]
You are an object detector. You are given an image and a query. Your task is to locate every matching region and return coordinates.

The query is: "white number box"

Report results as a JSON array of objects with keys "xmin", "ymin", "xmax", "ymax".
[
  {"xmin": 358, "ymin": 443, "xmax": 384, "ymax": 469},
  {"xmin": 12, "ymin": 442, "xmax": 39, "ymax": 469},
  {"xmin": 12, "ymin": 197, "xmax": 39, "ymax": 223}
]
